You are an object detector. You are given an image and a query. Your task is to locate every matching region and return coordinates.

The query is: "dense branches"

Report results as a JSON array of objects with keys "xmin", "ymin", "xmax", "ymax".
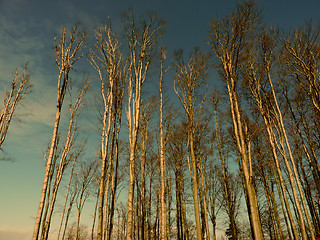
[{"xmin": 26, "ymin": 2, "xmax": 320, "ymax": 240}]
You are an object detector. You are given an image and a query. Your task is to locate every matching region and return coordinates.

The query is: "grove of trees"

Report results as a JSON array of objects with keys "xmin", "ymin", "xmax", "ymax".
[{"xmin": 1, "ymin": 1, "xmax": 320, "ymax": 239}]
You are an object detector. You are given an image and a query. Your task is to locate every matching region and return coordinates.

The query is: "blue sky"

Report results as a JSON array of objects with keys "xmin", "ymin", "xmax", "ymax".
[{"xmin": 0, "ymin": 0, "xmax": 320, "ymax": 239}]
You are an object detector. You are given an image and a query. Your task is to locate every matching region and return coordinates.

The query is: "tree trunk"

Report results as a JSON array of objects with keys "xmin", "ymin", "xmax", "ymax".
[
  {"xmin": 33, "ymin": 26, "xmax": 86, "ymax": 240},
  {"xmin": 226, "ymin": 79, "xmax": 264, "ymax": 240}
]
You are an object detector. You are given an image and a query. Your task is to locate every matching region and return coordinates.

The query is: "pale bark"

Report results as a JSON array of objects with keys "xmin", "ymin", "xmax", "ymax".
[
  {"xmin": 0, "ymin": 64, "xmax": 31, "ymax": 149},
  {"xmin": 268, "ymin": 74, "xmax": 313, "ymax": 240},
  {"xmin": 246, "ymin": 33, "xmax": 315, "ymax": 239},
  {"xmin": 41, "ymin": 79, "xmax": 89, "ymax": 240},
  {"xmin": 247, "ymin": 72, "xmax": 299, "ymax": 239},
  {"xmin": 208, "ymin": 2, "xmax": 264, "ymax": 238},
  {"xmin": 74, "ymin": 161, "xmax": 97, "ymax": 240},
  {"xmin": 173, "ymin": 49, "xmax": 209, "ymax": 240},
  {"xmin": 57, "ymin": 156, "xmax": 76, "ymax": 240},
  {"xmin": 89, "ymin": 21, "xmax": 124, "ymax": 240},
  {"xmin": 159, "ymin": 48, "xmax": 167, "ymax": 240},
  {"xmin": 33, "ymin": 26, "xmax": 86, "ymax": 240},
  {"xmin": 123, "ymin": 11, "xmax": 165, "ymax": 240}
]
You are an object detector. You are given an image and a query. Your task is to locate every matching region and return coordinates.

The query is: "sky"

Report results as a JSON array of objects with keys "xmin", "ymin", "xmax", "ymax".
[{"xmin": 1, "ymin": 0, "xmax": 320, "ymax": 239}]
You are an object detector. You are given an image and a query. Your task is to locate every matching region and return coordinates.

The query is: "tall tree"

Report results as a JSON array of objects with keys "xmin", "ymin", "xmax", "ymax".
[
  {"xmin": 173, "ymin": 48, "xmax": 210, "ymax": 240},
  {"xmin": 122, "ymin": 10, "xmax": 165, "ymax": 240},
  {"xmin": 213, "ymin": 93, "xmax": 240, "ymax": 240},
  {"xmin": 89, "ymin": 19, "xmax": 125, "ymax": 240},
  {"xmin": 40, "ymin": 78, "xmax": 90, "ymax": 240},
  {"xmin": 244, "ymin": 30, "xmax": 315, "ymax": 240},
  {"xmin": 159, "ymin": 47, "xmax": 168, "ymax": 240},
  {"xmin": 208, "ymin": 1, "xmax": 264, "ymax": 239},
  {"xmin": 33, "ymin": 25, "xmax": 87, "ymax": 240}
]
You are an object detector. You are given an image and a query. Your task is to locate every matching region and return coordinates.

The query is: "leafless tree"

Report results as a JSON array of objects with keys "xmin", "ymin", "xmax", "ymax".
[
  {"xmin": 89, "ymin": 18, "xmax": 125, "ymax": 240},
  {"xmin": 0, "ymin": 64, "xmax": 32, "ymax": 150},
  {"xmin": 33, "ymin": 25, "xmax": 87, "ymax": 240},
  {"xmin": 122, "ymin": 10, "xmax": 165, "ymax": 240},
  {"xmin": 74, "ymin": 160, "xmax": 98, "ymax": 240},
  {"xmin": 208, "ymin": 1, "xmax": 264, "ymax": 238},
  {"xmin": 40, "ymin": 78, "xmax": 90, "ymax": 240},
  {"xmin": 173, "ymin": 48, "xmax": 210, "ymax": 240}
]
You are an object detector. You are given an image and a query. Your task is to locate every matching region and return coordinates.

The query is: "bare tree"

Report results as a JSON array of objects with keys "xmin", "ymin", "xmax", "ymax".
[
  {"xmin": 74, "ymin": 160, "xmax": 98, "ymax": 240},
  {"xmin": 208, "ymin": 1, "xmax": 264, "ymax": 238},
  {"xmin": 57, "ymin": 151, "xmax": 78, "ymax": 240},
  {"xmin": 40, "ymin": 78, "xmax": 90, "ymax": 240},
  {"xmin": 243, "ymin": 30, "xmax": 316, "ymax": 240},
  {"xmin": 0, "ymin": 64, "xmax": 32, "ymax": 150},
  {"xmin": 212, "ymin": 93, "xmax": 240, "ymax": 240},
  {"xmin": 167, "ymin": 121, "xmax": 190, "ymax": 240},
  {"xmin": 122, "ymin": 10, "xmax": 165, "ymax": 240},
  {"xmin": 89, "ymin": 19, "xmax": 125, "ymax": 240},
  {"xmin": 136, "ymin": 96, "xmax": 157, "ymax": 240},
  {"xmin": 173, "ymin": 48, "xmax": 210, "ymax": 240},
  {"xmin": 33, "ymin": 25, "xmax": 87, "ymax": 240},
  {"xmin": 159, "ymin": 47, "xmax": 168, "ymax": 240}
]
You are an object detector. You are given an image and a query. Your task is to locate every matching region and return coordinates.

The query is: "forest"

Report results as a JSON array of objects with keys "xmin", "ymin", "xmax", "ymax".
[{"xmin": 1, "ymin": 1, "xmax": 320, "ymax": 239}]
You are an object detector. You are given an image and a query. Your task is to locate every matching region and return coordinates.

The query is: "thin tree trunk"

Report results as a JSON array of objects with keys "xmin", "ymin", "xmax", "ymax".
[
  {"xmin": 268, "ymin": 75, "xmax": 314, "ymax": 240},
  {"xmin": 57, "ymin": 157, "xmax": 77, "ymax": 240},
  {"xmin": 159, "ymin": 48, "xmax": 167, "ymax": 240},
  {"xmin": 198, "ymin": 156, "xmax": 210, "ymax": 240},
  {"xmin": 91, "ymin": 187, "xmax": 100, "ymax": 240},
  {"xmin": 226, "ymin": 79, "xmax": 264, "ymax": 239},
  {"xmin": 33, "ymin": 26, "xmax": 86, "ymax": 240}
]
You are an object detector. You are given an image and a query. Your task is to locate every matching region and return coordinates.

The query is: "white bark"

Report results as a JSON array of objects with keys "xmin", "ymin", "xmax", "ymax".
[
  {"xmin": 159, "ymin": 48, "xmax": 167, "ymax": 240},
  {"xmin": 124, "ymin": 12, "xmax": 165, "ymax": 240},
  {"xmin": 32, "ymin": 26, "xmax": 86, "ymax": 240},
  {"xmin": 0, "ymin": 64, "xmax": 31, "ymax": 149}
]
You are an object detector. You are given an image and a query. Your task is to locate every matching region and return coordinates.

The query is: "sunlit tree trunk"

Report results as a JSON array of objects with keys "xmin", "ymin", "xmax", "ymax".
[
  {"xmin": 74, "ymin": 161, "xmax": 97, "ymax": 240},
  {"xmin": 208, "ymin": 3, "xmax": 264, "ymax": 238},
  {"xmin": 247, "ymin": 68, "xmax": 299, "ymax": 240},
  {"xmin": 159, "ymin": 47, "xmax": 168, "ymax": 240},
  {"xmin": 33, "ymin": 26, "xmax": 86, "ymax": 240},
  {"xmin": 57, "ymin": 155, "xmax": 77, "ymax": 240},
  {"xmin": 174, "ymin": 48, "xmax": 210, "ymax": 240},
  {"xmin": 89, "ymin": 20, "xmax": 124, "ymax": 240},
  {"xmin": 245, "ymin": 32, "xmax": 315, "ymax": 239},
  {"xmin": 41, "ymin": 79, "xmax": 90, "ymax": 240},
  {"xmin": 123, "ymin": 11, "xmax": 165, "ymax": 240},
  {"xmin": 0, "ymin": 64, "xmax": 31, "ymax": 150}
]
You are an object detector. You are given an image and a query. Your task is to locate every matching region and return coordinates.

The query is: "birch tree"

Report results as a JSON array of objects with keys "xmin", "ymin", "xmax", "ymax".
[
  {"xmin": 159, "ymin": 47, "xmax": 168, "ymax": 240},
  {"xmin": 173, "ymin": 48, "xmax": 210, "ymax": 240},
  {"xmin": 89, "ymin": 19, "xmax": 125, "ymax": 240},
  {"xmin": 33, "ymin": 25, "xmax": 87, "ymax": 240},
  {"xmin": 0, "ymin": 64, "xmax": 32, "ymax": 150},
  {"xmin": 40, "ymin": 78, "xmax": 90, "ymax": 240},
  {"xmin": 122, "ymin": 10, "xmax": 165, "ymax": 240},
  {"xmin": 244, "ymin": 31, "xmax": 315, "ymax": 239},
  {"xmin": 208, "ymin": 1, "xmax": 264, "ymax": 238}
]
